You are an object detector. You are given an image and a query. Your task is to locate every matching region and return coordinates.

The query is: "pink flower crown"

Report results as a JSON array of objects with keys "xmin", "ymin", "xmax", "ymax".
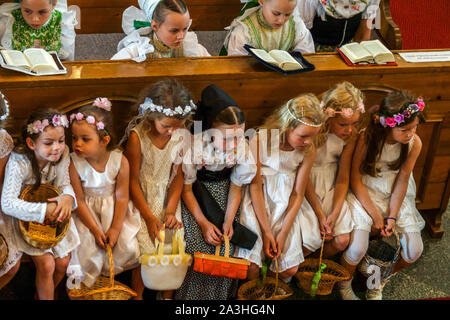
[
  {"xmin": 321, "ymin": 101, "xmax": 365, "ymax": 118},
  {"xmin": 27, "ymin": 114, "xmax": 69, "ymax": 135},
  {"xmin": 69, "ymin": 97, "xmax": 111, "ymax": 131},
  {"xmin": 373, "ymin": 97, "xmax": 425, "ymax": 128}
]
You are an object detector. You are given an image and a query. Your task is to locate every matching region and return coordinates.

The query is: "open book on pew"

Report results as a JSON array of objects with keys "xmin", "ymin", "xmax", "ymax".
[
  {"xmin": 337, "ymin": 40, "xmax": 397, "ymax": 66},
  {"xmin": 0, "ymin": 48, "xmax": 66, "ymax": 76},
  {"xmin": 244, "ymin": 44, "xmax": 315, "ymax": 75}
]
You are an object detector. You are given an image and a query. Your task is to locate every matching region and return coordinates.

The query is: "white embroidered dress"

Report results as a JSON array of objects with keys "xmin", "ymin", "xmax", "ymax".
[
  {"xmin": 234, "ymin": 136, "xmax": 315, "ymax": 272},
  {"xmin": 346, "ymin": 137, "xmax": 425, "ymax": 233},
  {"xmin": 70, "ymin": 150, "xmax": 141, "ymax": 288},
  {"xmin": 1, "ymin": 146, "xmax": 80, "ymax": 258},
  {"xmin": 0, "ymin": 129, "xmax": 22, "ymax": 277},
  {"xmin": 308, "ymin": 133, "xmax": 354, "ymax": 236}
]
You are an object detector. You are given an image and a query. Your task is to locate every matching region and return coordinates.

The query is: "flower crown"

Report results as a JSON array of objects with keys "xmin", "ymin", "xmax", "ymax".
[
  {"xmin": 27, "ymin": 114, "xmax": 69, "ymax": 135},
  {"xmin": 373, "ymin": 97, "xmax": 425, "ymax": 128},
  {"xmin": 0, "ymin": 92, "xmax": 9, "ymax": 121},
  {"xmin": 321, "ymin": 101, "xmax": 365, "ymax": 118},
  {"xmin": 139, "ymin": 97, "xmax": 197, "ymax": 117},
  {"xmin": 69, "ymin": 97, "xmax": 112, "ymax": 131}
]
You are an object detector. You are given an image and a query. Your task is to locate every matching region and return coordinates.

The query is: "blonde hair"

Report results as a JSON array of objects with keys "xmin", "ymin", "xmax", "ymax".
[
  {"xmin": 316, "ymin": 81, "xmax": 365, "ymax": 148},
  {"xmin": 258, "ymin": 93, "xmax": 326, "ymax": 152}
]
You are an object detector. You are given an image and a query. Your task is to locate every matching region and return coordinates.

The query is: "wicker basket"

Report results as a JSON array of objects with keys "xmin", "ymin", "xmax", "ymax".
[
  {"xmin": 295, "ymin": 237, "xmax": 351, "ymax": 296},
  {"xmin": 0, "ymin": 233, "xmax": 8, "ymax": 270},
  {"xmin": 18, "ymin": 184, "xmax": 70, "ymax": 249},
  {"xmin": 68, "ymin": 244, "xmax": 137, "ymax": 300},
  {"xmin": 358, "ymin": 230, "xmax": 401, "ymax": 281},
  {"xmin": 237, "ymin": 259, "xmax": 293, "ymax": 300}
]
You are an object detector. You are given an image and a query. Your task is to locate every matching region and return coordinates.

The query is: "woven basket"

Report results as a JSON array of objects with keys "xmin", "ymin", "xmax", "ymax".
[
  {"xmin": 68, "ymin": 244, "xmax": 137, "ymax": 300},
  {"xmin": 358, "ymin": 230, "xmax": 401, "ymax": 281},
  {"xmin": 18, "ymin": 184, "xmax": 70, "ymax": 249},
  {"xmin": 0, "ymin": 233, "xmax": 8, "ymax": 270},
  {"xmin": 295, "ymin": 237, "xmax": 351, "ymax": 296},
  {"xmin": 237, "ymin": 259, "xmax": 293, "ymax": 300}
]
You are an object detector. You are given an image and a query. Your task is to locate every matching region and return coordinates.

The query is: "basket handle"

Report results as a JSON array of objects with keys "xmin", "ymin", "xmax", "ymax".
[
  {"xmin": 214, "ymin": 235, "xmax": 230, "ymax": 258},
  {"xmin": 267, "ymin": 258, "xmax": 279, "ymax": 300},
  {"xmin": 106, "ymin": 244, "xmax": 114, "ymax": 287}
]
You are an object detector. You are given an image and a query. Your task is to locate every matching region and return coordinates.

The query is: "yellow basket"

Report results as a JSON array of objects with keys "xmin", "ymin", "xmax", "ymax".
[
  {"xmin": 295, "ymin": 238, "xmax": 351, "ymax": 296},
  {"xmin": 0, "ymin": 233, "xmax": 8, "ymax": 270},
  {"xmin": 68, "ymin": 244, "xmax": 137, "ymax": 300},
  {"xmin": 237, "ymin": 259, "xmax": 293, "ymax": 300},
  {"xmin": 18, "ymin": 184, "xmax": 70, "ymax": 249}
]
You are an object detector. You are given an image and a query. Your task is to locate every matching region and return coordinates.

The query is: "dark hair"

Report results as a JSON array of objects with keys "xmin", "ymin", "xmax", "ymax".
[
  {"xmin": 15, "ymin": 108, "xmax": 66, "ymax": 189},
  {"xmin": 361, "ymin": 90, "xmax": 425, "ymax": 177},
  {"xmin": 212, "ymin": 106, "xmax": 245, "ymax": 128},
  {"xmin": 153, "ymin": 0, "xmax": 188, "ymax": 24},
  {"xmin": 71, "ymin": 103, "xmax": 116, "ymax": 151}
]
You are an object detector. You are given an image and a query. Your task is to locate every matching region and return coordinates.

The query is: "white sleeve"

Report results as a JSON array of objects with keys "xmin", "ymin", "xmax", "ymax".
[
  {"xmin": 292, "ymin": 9, "xmax": 315, "ymax": 53},
  {"xmin": 54, "ymin": 147, "xmax": 77, "ymax": 210},
  {"xmin": 182, "ymin": 148, "xmax": 198, "ymax": 185},
  {"xmin": 230, "ymin": 139, "xmax": 257, "ymax": 187},
  {"xmin": 226, "ymin": 23, "xmax": 251, "ymax": 56},
  {"xmin": 182, "ymin": 32, "xmax": 211, "ymax": 57},
  {"xmin": 1, "ymin": 153, "xmax": 47, "ymax": 223},
  {"xmin": 0, "ymin": 3, "xmax": 20, "ymax": 50},
  {"xmin": 296, "ymin": 0, "xmax": 319, "ymax": 29},
  {"xmin": 58, "ymin": 8, "xmax": 77, "ymax": 61},
  {"xmin": 362, "ymin": 0, "xmax": 381, "ymax": 20},
  {"xmin": 110, "ymin": 30, "xmax": 154, "ymax": 62}
]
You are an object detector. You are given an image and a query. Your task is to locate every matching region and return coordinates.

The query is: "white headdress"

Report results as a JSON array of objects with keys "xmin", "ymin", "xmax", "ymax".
[
  {"xmin": 287, "ymin": 105, "xmax": 323, "ymax": 128},
  {"xmin": 139, "ymin": 0, "xmax": 163, "ymax": 21},
  {"xmin": 0, "ymin": 92, "xmax": 9, "ymax": 121},
  {"xmin": 139, "ymin": 97, "xmax": 197, "ymax": 117}
]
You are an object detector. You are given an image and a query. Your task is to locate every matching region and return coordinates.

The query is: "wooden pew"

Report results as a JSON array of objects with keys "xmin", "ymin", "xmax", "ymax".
[{"xmin": 1, "ymin": 52, "xmax": 449, "ymax": 238}]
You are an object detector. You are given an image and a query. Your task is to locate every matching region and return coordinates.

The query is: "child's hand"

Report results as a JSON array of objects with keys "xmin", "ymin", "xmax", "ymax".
[
  {"xmin": 222, "ymin": 221, "xmax": 234, "ymax": 240},
  {"xmin": 262, "ymin": 231, "xmax": 277, "ymax": 259},
  {"xmin": 163, "ymin": 214, "xmax": 183, "ymax": 230},
  {"xmin": 325, "ymin": 214, "xmax": 337, "ymax": 238},
  {"xmin": 199, "ymin": 220, "xmax": 222, "ymax": 246},
  {"xmin": 92, "ymin": 227, "xmax": 107, "ymax": 249},
  {"xmin": 275, "ymin": 231, "xmax": 288, "ymax": 258},
  {"xmin": 45, "ymin": 202, "xmax": 58, "ymax": 223},
  {"xmin": 105, "ymin": 227, "xmax": 120, "ymax": 248},
  {"xmin": 145, "ymin": 216, "xmax": 164, "ymax": 242},
  {"xmin": 47, "ymin": 195, "xmax": 73, "ymax": 223},
  {"xmin": 371, "ymin": 212, "xmax": 385, "ymax": 232},
  {"xmin": 382, "ymin": 219, "xmax": 396, "ymax": 238},
  {"xmin": 318, "ymin": 214, "xmax": 332, "ymax": 240}
]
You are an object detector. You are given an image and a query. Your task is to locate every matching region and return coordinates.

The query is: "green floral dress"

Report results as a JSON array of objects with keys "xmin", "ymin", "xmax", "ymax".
[{"xmin": 11, "ymin": 8, "xmax": 62, "ymax": 52}]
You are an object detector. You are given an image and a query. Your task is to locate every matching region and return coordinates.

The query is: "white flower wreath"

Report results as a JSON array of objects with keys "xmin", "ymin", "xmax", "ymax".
[{"xmin": 139, "ymin": 97, "xmax": 196, "ymax": 117}]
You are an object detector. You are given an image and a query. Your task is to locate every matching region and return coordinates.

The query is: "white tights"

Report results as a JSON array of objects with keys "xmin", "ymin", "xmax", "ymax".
[{"xmin": 343, "ymin": 230, "xmax": 423, "ymax": 266}]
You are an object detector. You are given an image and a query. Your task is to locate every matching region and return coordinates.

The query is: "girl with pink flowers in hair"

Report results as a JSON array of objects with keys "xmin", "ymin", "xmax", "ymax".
[
  {"xmin": 1, "ymin": 108, "xmax": 80, "ymax": 300},
  {"xmin": 67, "ymin": 98, "xmax": 141, "ymax": 290},
  {"xmin": 341, "ymin": 90, "xmax": 426, "ymax": 300}
]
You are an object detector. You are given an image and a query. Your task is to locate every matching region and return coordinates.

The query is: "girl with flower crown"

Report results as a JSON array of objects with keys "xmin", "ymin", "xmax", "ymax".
[
  {"xmin": 122, "ymin": 79, "xmax": 194, "ymax": 300},
  {"xmin": 1, "ymin": 108, "xmax": 80, "ymax": 300},
  {"xmin": 340, "ymin": 90, "xmax": 426, "ymax": 300},
  {"xmin": 67, "ymin": 98, "xmax": 141, "ymax": 290}
]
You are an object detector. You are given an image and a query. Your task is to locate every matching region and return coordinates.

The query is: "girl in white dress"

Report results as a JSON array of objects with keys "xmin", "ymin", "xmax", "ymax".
[
  {"xmin": 235, "ymin": 93, "xmax": 326, "ymax": 281},
  {"xmin": 0, "ymin": 0, "xmax": 77, "ymax": 60},
  {"xmin": 303, "ymin": 81, "xmax": 364, "ymax": 260},
  {"xmin": 68, "ymin": 98, "xmax": 141, "ymax": 289},
  {"xmin": 112, "ymin": 0, "xmax": 210, "ymax": 62},
  {"xmin": 222, "ymin": 0, "xmax": 315, "ymax": 56},
  {"xmin": 0, "ymin": 92, "xmax": 22, "ymax": 290},
  {"xmin": 1, "ymin": 108, "xmax": 79, "ymax": 300},
  {"xmin": 123, "ymin": 79, "xmax": 194, "ymax": 300},
  {"xmin": 340, "ymin": 90, "xmax": 426, "ymax": 300}
]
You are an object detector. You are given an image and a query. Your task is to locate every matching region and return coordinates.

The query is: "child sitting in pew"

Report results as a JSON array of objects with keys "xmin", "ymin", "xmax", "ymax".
[
  {"xmin": 111, "ymin": 0, "xmax": 210, "ymax": 62},
  {"xmin": 0, "ymin": 0, "xmax": 77, "ymax": 61},
  {"xmin": 221, "ymin": 0, "xmax": 315, "ymax": 56}
]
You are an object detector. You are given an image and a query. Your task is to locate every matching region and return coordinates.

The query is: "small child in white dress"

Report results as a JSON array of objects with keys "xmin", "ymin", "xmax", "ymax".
[
  {"xmin": 112, "ymin": 0, "xmax": 210, "ymax": 62},
  {"xmin": 123, "ymin": 79, "xmax": 194, "ymax": 300},
  {"xmin": 303, "ymin": 82, "xmax": 364, "ymax": 259},
  {"xmin": 340, "ymin": 90, "xmax": 426, "ymax": 300},
  {"xmin": 1, "ymin": 108, "xmax": 79, "ymax": 300},
  {"xmin": 68, "ymin": 98, "xmax": 141, "ymax": 289},
  {"xmin": 222, "ymin": 0, "xmax": 315, "ymax": 56},
  {"xmin": 0, "ymin": 92, "xmax": 22, "ymax": 290},
  {"xmin": 235, "ymin": 93, "xmax": 326, "ymax": 281}
]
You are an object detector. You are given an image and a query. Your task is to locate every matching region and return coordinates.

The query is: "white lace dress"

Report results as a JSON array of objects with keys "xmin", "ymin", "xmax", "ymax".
[
  {"xmin": 0, "ymin": 129, "xmax": 22, "ymax": 277},
  {"xmin": 308, "ymin": 133, "xmax": 354, "ymax": 236},
  {"xmin": 69, "ymin": 150, "xmax": 141, "ymax": 288},
  {"xmin": 1, "ymin": 146, "xmax": 80, "ymax": 258},
  {"xmin": 132, "ymin": 122, "xmax": 185, "ymax": 255},
  {"xmin": 234, "ymin": 136, "xmax": 317, "ymax": 272},
  {"xmin": 346, "ymin": 137, "xmax": 426, "ymax": 233},
  {"xmin": 111, "ymin": 5, "xmax": 210, "ymax": 62}
]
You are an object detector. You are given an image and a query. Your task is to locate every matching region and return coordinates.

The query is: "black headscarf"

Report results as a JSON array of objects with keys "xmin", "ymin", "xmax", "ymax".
[{"xmin": 195, "ymin": 84, "xmax": 238, "ymax": 131}]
